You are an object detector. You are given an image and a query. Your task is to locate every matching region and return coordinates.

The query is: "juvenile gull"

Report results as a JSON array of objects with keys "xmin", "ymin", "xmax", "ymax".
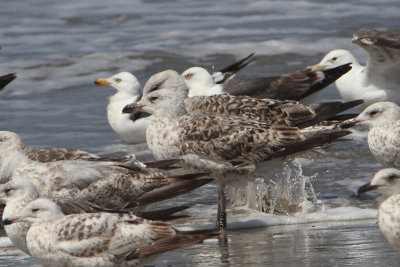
[
  {"xmin": 0, "ymin": 73, "xmax": 17, "ymax": 91},
  {"xmin": 3, "ymin": 198, "xmax": 218, "ymax": 266},
  {"xmin": 129, "ymin": 88, "xmax": 351, "ymax": 229},
  {"xmin": 0, "ymin": 179, "xmax": 199, "ymax": 255},
  {"xmin": 342, "ymin": 102, "xmax": 400, "ymax": 168},
  {"xmin": 315, "ymin": 29, "xmax": 400, "ymax": 110},
  {"xmin": 0, "ymin": 131, "xmax": 212, "ymax": 208},
  {"xmin": 126, "ymin": 69, "xmax": 362, "ymax": 130},
  {"xmin": 182, "ymin": 63, "xmax": 351, "ymax": 103},
  {"xmin": 357, "ymin": 168, "xmax": 400, "ymax": 251},
  {"xmin": 95, "ymin": 72, "xmax": 150, "ymax": 144}
]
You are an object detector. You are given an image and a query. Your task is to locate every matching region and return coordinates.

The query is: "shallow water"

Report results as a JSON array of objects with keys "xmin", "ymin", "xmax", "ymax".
[{"xmin": 1, "ymin": 0, "xmax": 400, "ymax": 265}]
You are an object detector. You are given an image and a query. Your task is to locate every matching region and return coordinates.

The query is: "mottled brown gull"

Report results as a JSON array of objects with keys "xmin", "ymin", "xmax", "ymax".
[
  {"xmin": 0, "ymin": 131, "xmax": 212, "ymax": 208},
  {"xmin": 3, "ymin": 198, "xmax": 218, "ymax": 266},
  {"xmin": 0, "ymin": 179, "xmax": 200, "ymax": 255},
  {"xmin": 182, "ymin": 63, "xmax": 351, "ymax": 104},
  {"xmin": 315, "ymin": 29, "xmax": 400, "ymax": 110},
  {"xmin": 126, "ymin": 69, "xmax": 362, "ymax": 130},
  {"xmin": 357, "ymin": 168, "xmax": 400, "ymax": 251},
  {"xmin": 342, "ymin": 102, "xmax": 400, "ymax": 168},
  {"xmin": 128, "ymin": 88, "xmax": 350, "ymax": 229},
  {"xmin": 95, "ymin": 72, "xmax": 150, "ymax": 144}
]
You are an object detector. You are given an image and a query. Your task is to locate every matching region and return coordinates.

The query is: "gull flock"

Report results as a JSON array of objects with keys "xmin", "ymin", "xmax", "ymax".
[{"xmin": 1, "ymin": 28, "xmax": 400, "ymax": 265}]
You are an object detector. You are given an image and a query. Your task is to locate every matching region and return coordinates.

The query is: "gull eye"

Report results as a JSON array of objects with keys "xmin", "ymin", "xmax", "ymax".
[
  {"xmin": 115, "ymin": 78, "xmax": 122, "ymax": 83},
  {"xmin": 332, "ymin": 57, "xmax": 338, "ymax": 61},
  {"xmin": 32, "ymin": 208, "xmax": 39, "ymax": 213},
  {"xmin": 185, "ymin": 73, "xmax": 193, "ymax": 79},
  {"xmin": 149, "ymin": 96, "xmax": 159, "ymax": 102},
  {"xmin": 388, "ymin": 174, "xmax": 399, "ymax": 181},
  {"xmin": 4, "ymin": 188, "xmax": 11, "ymax": 194},
  {"xmin": 368, "ymin": 110, "xmax": 379, "ymax": 117}
]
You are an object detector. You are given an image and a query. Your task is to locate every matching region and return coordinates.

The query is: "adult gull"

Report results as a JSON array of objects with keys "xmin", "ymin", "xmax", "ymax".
[
  {"xmin": 95, "ymin": 72, "xmax": 150, "ymax": 144},
  {"xmin": 182, "ymin": 63, "xmax": 351, "ymax": 103},
  {"xmin": 315, "ymin": 29, "xmax": 400, "ymax": 110}
]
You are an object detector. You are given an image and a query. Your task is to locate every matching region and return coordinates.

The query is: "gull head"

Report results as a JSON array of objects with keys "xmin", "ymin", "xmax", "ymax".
[
  {"xmin": 0, "ymin": 131, "xmax": 25, "ymax": 151},
  {"xmin": 358, "ymin": 168, "xmax": 400, "ymax": 197},
  {"xmin": 142, "ymin": 70, "xmax": 188, "ymax": 99},
  {"xmin": 342, "ymin": 102, "xmax": 400, "ymax": 129},
  {"xmin": 181, "ymin": 67, "xmax": 215, "ymax": 97},
  {"xmin": 314, "ymin": 49, "xmax": 358, "ymax": 71},
  {"xmin": 123, "ymin": 89, "xmax": 186, "ymax": 118},
  {"xmin": 2, "ymin": 198, "xmax": 64, "ymax": 225},
  {"xmin": 94, "ymin": 72, "xmax": 141, "ymax": 95},
  {"xmin": 0, "ymin": 179, "xmax": 39, "ymax": 204}
]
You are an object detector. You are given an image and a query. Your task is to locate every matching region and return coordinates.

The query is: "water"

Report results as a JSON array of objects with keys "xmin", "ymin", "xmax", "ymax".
[{"xmin": 1, "ymin": 0, "xmax": 400, "ymax": 265}]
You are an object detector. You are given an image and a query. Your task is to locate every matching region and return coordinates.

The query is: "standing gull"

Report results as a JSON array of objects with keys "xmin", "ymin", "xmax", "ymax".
[
  {"xmin": 357, "ymin": 168, "xmax": 400, "ymax": 251},
  {"xmin": 94, "ymin": 72, "xmax": 150, "ymax": 144},
  {"xmin": 182, "ymin": 63, "xmax": 351, "ymax": 103},
  {"xmin": 128, "ymin": 87, "xmax": 351, "ymax": 229},
  {"xmin": 341, "ymin": 102, "xmax": 400, "ymax": 168},
  {"xmin": 3, "ymin": 198, "xmax": 218, "ymax": 266},
  {"xmin": 314, "ymin": 29, "xmax": 400, "ymax": 110}
]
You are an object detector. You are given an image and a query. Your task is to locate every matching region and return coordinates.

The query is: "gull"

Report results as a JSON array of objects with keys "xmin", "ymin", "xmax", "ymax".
[
  {"xmin": 95, "ymin": 72, "xmax": 150, "ymax": 144},
  {"xmin": 127, "ymin": 87, "xmax": 351, "ymax": 229},
  {"xmin": 3, "ymin": 198, "xmax": 218, "ymax": 266},
  {"xmin": 182, "ymin": 63, "xmax": 351, "ymax": 104},
  {"xmin": 0, "ymin": 179, "xmax": 200, "ymax": 255},
  {"xmin": 0, "ymin": 130, "xmax": 212, "ymax": 208},
  {"xmin": 357, "ymin": 168, "xmax": 400, "ymax": 251},
  {"xmin": 314, "ymin": 29, "xmax": 400, "ymax": 110},
  {"xmin": 0, "ymin": 73, "xmax": 17, "ymax": 91},
  {"xmin": 341, "ymin": 102, "xmax": 400, "ymax": 168},
  {"xmin": 126, "ymin": 69, "xmax": 363, "ymax": 130}
]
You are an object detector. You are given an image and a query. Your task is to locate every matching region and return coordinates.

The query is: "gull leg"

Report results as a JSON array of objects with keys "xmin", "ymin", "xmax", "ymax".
[{"xmin": 217, "ymin": 184, "xmax": 227, "ymax": 230}]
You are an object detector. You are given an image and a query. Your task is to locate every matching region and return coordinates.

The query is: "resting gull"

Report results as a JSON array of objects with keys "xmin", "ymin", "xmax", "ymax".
[
  {"xmin": 314, "ymin": 29, "xmax": 400, "ymax": 110},
  {"xmin": 3, "ymin": 198, "xmax": 218, "ymax": 266},
  {"xmin": 127, "ymin": 87, "xmax": 351, "ymax": 229},
  {"xmin": 357, "ymin": 168, "xmax": 400, "ymax": 251},
  {"xmin": 0, "ymin": 73, "xmax": 17, "ymax": 91},
  {"xmin": 126, "ymin": 70, "xmax": 363, "ymax": 130},
  {"xmin": 0, "ymin": 179, "xmax": 199, "ymax": 255},
  {"xmin": 182, "ymin": 63, "xmax": 351, "ymax": 103},
  {"xmin": 0, "ymin": 131, "xmax": 212, "ymax": 208},
  {"xmin": 94, "ymin": 72, "xmax": 150, "ymax": 144},
  {"xmin": 341, "ymin": 102, "xmax": 400, "ymax": 168}
]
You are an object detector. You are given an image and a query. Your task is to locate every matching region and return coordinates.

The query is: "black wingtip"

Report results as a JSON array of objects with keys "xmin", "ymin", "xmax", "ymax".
[{"xmin": 0, "ymin": 73, "xmax": 17, "ymax": 91}]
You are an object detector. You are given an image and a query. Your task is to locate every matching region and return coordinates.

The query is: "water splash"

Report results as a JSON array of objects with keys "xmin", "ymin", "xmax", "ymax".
[{"xmin": 228, "ymin": 158, "xmax": 323, "ymax": 215}]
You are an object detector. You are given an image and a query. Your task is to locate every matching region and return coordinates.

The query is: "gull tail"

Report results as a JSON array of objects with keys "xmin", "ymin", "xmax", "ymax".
[
  {"xmin": 129, "ymin": 227, "xmax": 219, "ymax": 260},
  {"xmin": 297, "ymin": 99, "xmax": 364, "ymax": 128},
  {"xmin": 274, "ymin": 130, "xmax": 351, "ymax": 158},
  {"xmin": 300, "ymin": 63, "xmax": 352, "ymax": 99},
  {"xmin": 213, "ymin": 53, "xmax": 255, "ymax": 84},
  {"xmin": 0, "ymin": 73, "xmax": 17, "ymax": 91},
  {"xmin": 131, "ymin": 177, "xmax": 213, "ymax": 207},
  {"xmin": 135, "ymin": 205, "xmax": 191, "ymax": 221}
]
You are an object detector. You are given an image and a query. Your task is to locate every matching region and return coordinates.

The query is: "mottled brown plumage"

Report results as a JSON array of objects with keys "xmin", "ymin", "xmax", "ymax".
[{"xmin": 4, "ymin": 199, "xmax": 217, "ymax": 266}]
